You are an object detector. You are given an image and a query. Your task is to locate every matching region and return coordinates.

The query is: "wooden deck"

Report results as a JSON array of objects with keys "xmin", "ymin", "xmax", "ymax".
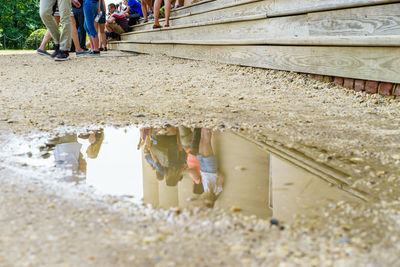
[{"xmin": 109, "ymin": 0, "xmax": 400, "ymax": 83}]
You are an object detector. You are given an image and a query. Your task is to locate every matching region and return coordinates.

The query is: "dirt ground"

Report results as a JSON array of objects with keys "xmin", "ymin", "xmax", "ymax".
[{"xmin": 0, "ymin": 51, "xmax": 399, "ymax": 266}]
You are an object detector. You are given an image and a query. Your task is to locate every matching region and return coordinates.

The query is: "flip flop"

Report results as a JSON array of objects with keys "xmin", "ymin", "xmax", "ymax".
[
  {"xmin": 152, "ymin": 24, "xmax": 162, "ymax": 29},
  {"xmin": 164, "ymin": 24, "xmax": 170, "ymax": 27}
]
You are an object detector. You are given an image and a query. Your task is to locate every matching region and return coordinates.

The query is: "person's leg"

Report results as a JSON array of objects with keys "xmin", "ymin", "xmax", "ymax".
[
  {"xmin": 177, "ymin": 0, "xmax": 184, "ymax": 7},
  {"xmin": 98, "ymin": 23, "xmax": 106, "ymax": 50},
  {"xmin": 141, "ymin": 0, "xmax": 148, "ymax": 21},
  {"xmin": 71, "ymin": 16, "xmax": 83, "ymax": 52},
  {"xmin": 83, "ymin": 0, "xmax": 100, "ymax": 53},
  {"xmin": 57, "ymin": 0, "xmax": 72, "ymax": 51},
  {"xmin": 153, "ymin": 0, "xmax": 162, "ymax": 27},
  {"xmin": 39, "ymin": 30, "xmax": 52, "ymax": 51},
  {"xmin": 74, "ymin": 8, "xmax": 87, "ymax": 50},
  {"xmin": 40, "ymin": 0, "xmax": 60, "ymax": 45},
  {"xmin": 164, "ymin": 0, "xmax": 171, "ymax": 26}
]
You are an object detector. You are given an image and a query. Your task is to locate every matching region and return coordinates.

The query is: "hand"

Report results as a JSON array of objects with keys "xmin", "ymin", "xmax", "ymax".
[{"xmin": 72, "ymin": 0, "xmax": 81, "ymax": 8}]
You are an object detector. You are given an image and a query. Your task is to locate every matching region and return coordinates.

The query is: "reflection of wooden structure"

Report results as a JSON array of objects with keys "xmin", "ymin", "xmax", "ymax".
[{"xmin": 110, "ymin": 0, "xmax": 400, "ymax": 83}]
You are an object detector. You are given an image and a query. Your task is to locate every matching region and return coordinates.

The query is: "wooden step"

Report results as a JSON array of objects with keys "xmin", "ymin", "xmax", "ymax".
[
  {"xmin": 128, "ymin": 0, "xmax": 400, "ymax": 33},
  {"xmin": 109, "ymin": 42, "xmax": 400, "ymax": 83},
  {"xmin": 121, "ymin": 4, "xmax": 400, "ymax": 46}
]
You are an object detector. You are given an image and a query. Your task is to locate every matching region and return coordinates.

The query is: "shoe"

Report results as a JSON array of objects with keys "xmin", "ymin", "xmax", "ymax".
[
  {"xmin": 99, "ymin": 47, "xmax": 104, "ymax": 51},
  {"xmin": 54, "ymin": 50, "xmax": 70, "ymax": 61},
  {"xmin": 88, "ymin": 50, "xmax": 100, "ymax": 56},
  {"xmin": 142, "ymin": 19, "xmax": 148, "ymax": 24},
  {"xmin": 153, "ymin": 24, "xmax": 162, "ymax": 29},
  {"xmin": 50, "ymin": 44, "xmax": 60, "ymax": 58},
  {"xmin": 76, "ymin": 50, "xmax": 88, "ymax": 56},
  {"xmin": 36, "ymin": 49, "xmax": 50, "ymax": 56}
]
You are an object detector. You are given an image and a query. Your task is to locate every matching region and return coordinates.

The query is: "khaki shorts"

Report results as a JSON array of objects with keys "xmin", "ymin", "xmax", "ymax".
[{"xmin": 107, "ymin": 23, "xmax": 125, "ymax": 35}]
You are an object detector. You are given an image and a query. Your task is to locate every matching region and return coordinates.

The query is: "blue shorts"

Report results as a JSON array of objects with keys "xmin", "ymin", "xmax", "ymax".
[
  {"xmin": 83, "ymin": 0, "xmax": 98, "ymax": 37},
  {"xmin": 197, "ymin": 155, "xmax": 217, "ymax": 173}
]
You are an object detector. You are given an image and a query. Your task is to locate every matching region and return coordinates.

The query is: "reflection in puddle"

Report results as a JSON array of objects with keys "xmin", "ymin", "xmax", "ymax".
[{"xmin": 33, "ymin": 126, "xmax": 366, "ymax": 221}]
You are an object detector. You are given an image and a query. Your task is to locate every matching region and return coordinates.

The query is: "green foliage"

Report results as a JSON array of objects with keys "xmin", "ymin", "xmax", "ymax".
[
  {"xmin": 0, "ymin": 0, "xmax": 43, "ymax": 49},
  {"xmin": 24, "ymin": 28, "xmax": 55, "ymax": 50}
]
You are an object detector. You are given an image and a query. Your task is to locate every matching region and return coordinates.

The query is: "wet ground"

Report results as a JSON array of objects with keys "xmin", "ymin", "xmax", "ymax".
[
  {"xmin": 8, "ymin": 126, "xmax": 366, "ymax": 222},
  {"xmin": 0, "ymin": 51, "xmax": 399, "ymax": 266}
]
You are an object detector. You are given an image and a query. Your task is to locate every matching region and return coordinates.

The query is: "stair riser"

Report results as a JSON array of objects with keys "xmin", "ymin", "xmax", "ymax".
[{"xmin": 112, "ymin": 42, "xmax": 400, "ymax": 84}]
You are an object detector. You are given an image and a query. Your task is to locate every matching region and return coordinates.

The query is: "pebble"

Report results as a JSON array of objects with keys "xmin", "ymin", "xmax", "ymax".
[{"xmin": 270, "ymin": 218, "xmax": 279, "ymax": 225}]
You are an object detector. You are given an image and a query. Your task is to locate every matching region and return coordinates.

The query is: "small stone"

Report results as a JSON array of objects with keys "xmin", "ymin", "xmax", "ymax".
[
  {"xmin": 231, "ymin": 206, "xmax": 242, "ymax": 212},
  {"xmin": 234, "ymin": 166, "xmax": 246, "ymax": 171},
  {"xmin": 7, "ymin": 119, "xmax": 15, "ymax": 124},
  {"xmin": 136, "ymin": 114, "xmax": 146, "ymax": 118},
  {"xmin": 99, "ymin": 69, "xmax": 104, "ymax": 72},
  {"xmin": 342, "ymin": 225, "xmax": 351, "ymax": 231},
  {"xmin": 338, "ymin": 237, "xmax": 350, "ymax": 243},
  {"xmin": 143, "ymin": 234, "xmax": 165, "ymax": 244},
  {"xmin": 58, "ymin": 120, "xmax": 64, "ymax": 125},
  {"xmin": 270, "ymin": 218, "xmax": 279, "ymax": 225},
  {"xmin": 89, "ymin": 256, "xmax": 95, "ymax": 261}
]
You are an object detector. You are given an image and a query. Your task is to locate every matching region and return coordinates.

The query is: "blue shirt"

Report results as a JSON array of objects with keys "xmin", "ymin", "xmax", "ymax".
[{"xmin": 127, "ymin": 0, "xmax": 142, "ymax": 16}]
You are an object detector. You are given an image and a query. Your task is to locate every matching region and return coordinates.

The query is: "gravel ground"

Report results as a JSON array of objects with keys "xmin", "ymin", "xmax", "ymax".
[{"xmin": 0, "ymin": 51, "xmax": 399, "ymax": 266}]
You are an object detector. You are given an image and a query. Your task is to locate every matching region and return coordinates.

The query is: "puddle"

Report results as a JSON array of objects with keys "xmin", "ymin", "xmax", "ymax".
[{"xmin": 8, "ymin": 126, "xmax": 367, "ymax": 221}]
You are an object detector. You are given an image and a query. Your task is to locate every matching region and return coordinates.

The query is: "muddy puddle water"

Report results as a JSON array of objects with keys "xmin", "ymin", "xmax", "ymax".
[{"xmin": 12, "ymin": 126, "xmax": 367, "ymax": 221}]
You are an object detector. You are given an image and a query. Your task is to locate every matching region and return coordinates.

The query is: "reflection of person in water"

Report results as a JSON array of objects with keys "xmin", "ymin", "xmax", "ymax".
[
  {"xmin": 143, "ymin": 126, "xmax": 187, "ymax": 186},
  {"xmin": 184, "ymin": 128, "xmax": 223, "ymax": 206},
  {"xmin": 79, "ymin": 129, "xmax": 105, "ymax": 159},
  {"xmin": 48, "ymin": 133, "xmax": 87, "ymax": 182}
]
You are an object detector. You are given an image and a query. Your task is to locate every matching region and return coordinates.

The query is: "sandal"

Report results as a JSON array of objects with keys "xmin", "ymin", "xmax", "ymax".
[
  {"xmin": 164, "ymin": 24, "xmax": 170, "ymax": 27},
  {"xmin": 152, "ymin": 24, "xmax": 162, "ymax": 29}
]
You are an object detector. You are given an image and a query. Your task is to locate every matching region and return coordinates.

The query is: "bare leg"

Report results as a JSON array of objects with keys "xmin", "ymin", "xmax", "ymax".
[
  {"xmin": 39, "ymin": 16, "xmax": 60, "ymax": 51},
  {"xmin": 98, "ymin": 23, "xmax": 106, "ymax": 49},
  {"xmin": 141, "ymin": 0, "xmax": 148, "ymax": 20},
  {"xmin": 153, "ymin": 0, "xmax": 162, "ymax": 27},
  {"xmin": 39, "ymin": 30, "xmax": 53, "ymax": 51},
  {"xmin": 164, "ymin": 0, "xmax": 171, "ymax": 26},
  {"xmin": 71, "ymin": 16, "xmax": 83, "ymax": 52}
]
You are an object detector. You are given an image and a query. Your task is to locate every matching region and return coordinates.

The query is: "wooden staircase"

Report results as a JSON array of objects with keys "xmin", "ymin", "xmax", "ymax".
[{"xmin": 109, "ymin": 0, "xmax": 400, "ymax": 83}]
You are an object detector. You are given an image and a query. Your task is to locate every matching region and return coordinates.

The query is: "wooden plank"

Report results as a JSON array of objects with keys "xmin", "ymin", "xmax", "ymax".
[
  {"xmin": 122, "ymin": 4, "xmax": 400, "ymax": 45},
  {"xmin": 132, "ymin": 0, "xmax": 400, "ymax": 32},
  {"xmin": 112, "ymin": 42, "xmax": 400, "ymax": 83},
  {"xmin": 268, "ymin": 0, "xmax": 400, "ymax": 16},
  {"xmin": 117, "ymin": 35, "xmax": 400, "ymax": 46}
]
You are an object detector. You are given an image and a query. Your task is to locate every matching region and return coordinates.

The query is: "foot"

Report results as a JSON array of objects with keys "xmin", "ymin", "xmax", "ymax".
[
  {"xmin": 152, "ymin": 24, "xmax": 162, "ymax": 29},
  {"xmin": 76, "ymin": 50, "xmax": 88, "ymax": 56},
  {"xmin": 36, "ymin": 48, "xmax": 50, "ymax": 56},
  {"xmin": 164, "ymin": 24, "xmax": 170, "ymax": 27},
  {"xmin": 50, "ymin": 44, "xmax": 60, "ymax": 58},
  {"xmin": 88, "ymin": 50, "xmax": 100, "ymax": 56},
  {"xmin": 54, "ymin": 50, "xmax": 70, "ymax": 61}
]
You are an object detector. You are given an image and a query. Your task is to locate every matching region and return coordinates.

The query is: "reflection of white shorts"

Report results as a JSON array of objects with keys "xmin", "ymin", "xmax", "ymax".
[{"xmin": 201, "ymin": 171, "xmax": 222, "ymax": 195}]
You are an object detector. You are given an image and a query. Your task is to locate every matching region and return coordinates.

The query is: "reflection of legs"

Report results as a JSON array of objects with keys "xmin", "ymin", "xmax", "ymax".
[
  {"xmin": 190, "ymin": 128, "xmax": 201, "ymax": 155},
  {"xmin": 199, "ymin": 128, "xmax": 213, "ymax": 157}
]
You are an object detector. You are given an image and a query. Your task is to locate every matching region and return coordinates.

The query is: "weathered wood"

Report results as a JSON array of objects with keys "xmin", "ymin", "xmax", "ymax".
[
  {"xmin": 116, "ymin": 35, "xmax": 400, "ymax": 46},
  {"xmin": 132, "ymin": 0, "xmax": 400, "ymax": 32},
  {"xmin": 111, "ymin": 42, "xmax": 400, "ymax": 83},
  {"xmin": 123, "ymin": 4, "xmax": 400, "ymax": 46}
]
